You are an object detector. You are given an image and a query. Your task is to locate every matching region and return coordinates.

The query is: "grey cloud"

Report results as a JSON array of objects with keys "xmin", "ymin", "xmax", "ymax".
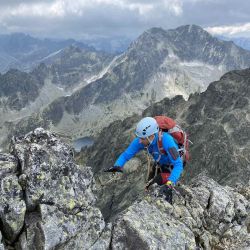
[
  {"xmin": 181, "ymin": 0, "xmax": 250, "ymax": 26},
  {"xmin": 1, "ymin": 3, "xmax": 142, "ymax": 38},
  {"xmin": 0, "ymin": 0, "xmax": 52, "ymax": 8},
  {"xmin": 0, "ymin": 0, "xmax": 250, "ymax": 39}
]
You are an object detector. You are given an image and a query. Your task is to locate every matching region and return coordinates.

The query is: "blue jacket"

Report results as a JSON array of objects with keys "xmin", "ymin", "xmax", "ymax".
[{"xmin": 114, "ymin": 132, "xmax": 183, "ymax": 184}]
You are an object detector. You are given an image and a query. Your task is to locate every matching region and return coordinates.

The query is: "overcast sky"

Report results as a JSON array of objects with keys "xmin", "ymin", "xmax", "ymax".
[{"xmin": 0, "ymin": 0, "xmax": 250, "ymax": 40}]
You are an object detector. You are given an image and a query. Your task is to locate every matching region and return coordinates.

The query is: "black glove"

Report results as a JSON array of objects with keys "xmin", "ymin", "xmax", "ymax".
[
  {"xmin": 158, "ymin": 185, "xmax": 173, "ymax": 204},
  {"xmin": 103, "ymin": 166, "xmax": 123, "ymax": 173}
]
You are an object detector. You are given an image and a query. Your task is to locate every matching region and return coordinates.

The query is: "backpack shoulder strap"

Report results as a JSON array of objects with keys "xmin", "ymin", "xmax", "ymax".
[{"xmin": 157, "ymin": 131, "xmax": 167, "ymax": 155}]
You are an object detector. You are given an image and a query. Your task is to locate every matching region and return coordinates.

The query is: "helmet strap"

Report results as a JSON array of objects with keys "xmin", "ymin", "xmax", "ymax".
[{"xmin": 146, "ymin": 134, "xmax": 155, "ymax": 147}]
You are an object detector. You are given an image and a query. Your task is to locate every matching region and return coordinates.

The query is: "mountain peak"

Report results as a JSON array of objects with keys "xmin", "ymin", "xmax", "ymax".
[
  {"xmin": 173, "ymin": 24, "xmax": 212, "ymax": 39},
  {"xmin": 176, "ymin": 24, "xmax": 205, "ymax": 32},
  {"xmin": 64, "ymin": 45, "xmax": 82, "ymax": 54},
  {"xmin": 143, "ymin": 25, "xmax": 208, "ymax": 38},
  {"xmin": 146, "ymin": 27, "xmax": 167, "ymax": 35},
  {"xmin": 133, "ymin": 24, "xmax": 213, "ymax": 49}
]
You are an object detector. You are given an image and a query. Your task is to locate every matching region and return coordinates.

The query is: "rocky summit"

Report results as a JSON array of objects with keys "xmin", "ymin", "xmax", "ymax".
[{"xmin": 0, "ymin": 128, "xmax": 249, "ymax": 249}]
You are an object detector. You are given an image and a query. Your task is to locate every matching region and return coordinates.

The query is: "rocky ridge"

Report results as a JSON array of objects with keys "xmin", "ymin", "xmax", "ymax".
[
  {"xmin": 48, "ymin": 45, "xmax": 114, "ymax": 90},
  {"xmin": 0, "ymin": 128, "xmax": 249, "ymax": 249}
]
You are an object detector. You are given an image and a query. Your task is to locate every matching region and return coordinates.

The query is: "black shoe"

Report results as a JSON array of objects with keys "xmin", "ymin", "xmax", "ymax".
[{"xmin": 159, "ymin": 185, "xmax": 173, "ymax": 204}]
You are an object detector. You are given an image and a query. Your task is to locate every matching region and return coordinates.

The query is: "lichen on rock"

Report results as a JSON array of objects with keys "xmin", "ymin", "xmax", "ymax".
[
  {"xmin": 0, "ymin": 153, "xmax": 26, "ymax": 244},
  {"xmin": 1, "ymin": 128, "xmax": 106, "ymax": 249}
]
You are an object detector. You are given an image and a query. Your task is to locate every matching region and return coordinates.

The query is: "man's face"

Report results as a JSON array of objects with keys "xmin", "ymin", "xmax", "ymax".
[{"xmin": 139, "ymin": 134, "xmax": 155, "ymax": 146}]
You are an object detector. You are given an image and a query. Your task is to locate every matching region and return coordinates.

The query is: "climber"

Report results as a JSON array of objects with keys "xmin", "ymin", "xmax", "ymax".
[{"xmin": 104, "ymin": 117, "xmax": 184, "ymax": 204}]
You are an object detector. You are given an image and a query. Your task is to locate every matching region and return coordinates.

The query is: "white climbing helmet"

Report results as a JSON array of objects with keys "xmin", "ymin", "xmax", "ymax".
[{"xmin": 135, "ymin": 117, "xmax": 159, "ymax": 138}]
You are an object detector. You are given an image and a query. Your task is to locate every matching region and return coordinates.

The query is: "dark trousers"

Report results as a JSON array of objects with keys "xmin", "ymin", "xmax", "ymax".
[{"xmin": 147, "ymin": 163, "xmax": 173, "ymax": 185}]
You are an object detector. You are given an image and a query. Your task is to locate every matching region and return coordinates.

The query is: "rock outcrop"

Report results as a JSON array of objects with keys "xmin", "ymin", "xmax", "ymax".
[
  {"xmin": 0, "ymin": 154, "xmax": 26, "ymax": 243},
  {"xmin": 0, "ymin": 128, "xmax": 249, "ymax": 249},
  {"xmin": 110, "ymin": 176, "xmax": 250, "ymax": 250},
  {"xmin": 0, "ymin": 128, "xmax": 105, "ymax": 249}
]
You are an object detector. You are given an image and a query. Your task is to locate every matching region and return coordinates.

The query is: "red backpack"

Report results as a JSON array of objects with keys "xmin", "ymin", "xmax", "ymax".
[{"xmin": 154, "ymin": 116, "xmax": 190, "ymax": 163}]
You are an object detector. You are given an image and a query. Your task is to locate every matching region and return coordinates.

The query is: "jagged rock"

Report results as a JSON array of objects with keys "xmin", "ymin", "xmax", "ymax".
[
  {"xmin": 17, "ymin": 205, "xmax": 105, "ymax": 250},
  {"xmin": 171, "ymin": 176, "xmax": 250, "ymax": 249},
  {"xmin": 93, "ymin": 155, "xmax": 146, "ymax": 221},
  {"xmin": 88, "ymin": 223, "xmax": 112, "ymax": 250},
  {"xmin": 10, "ymin": 128, "xmax": 95, "ymax": 211},
  {"xmin": 106, "ymin": 174, "xmax": 250, "ymax": 250},
  {"xmin": 55, "ymin": 209, "xmax": 106, "ymax": 250},
  {"xmin": 0, "ymin": 232, "xmax": 4, "ymax": 250},
  {"xmin": 0, "ymin": 153, "xmax": 26, "ymax": 243},
  {"xmin": 0, "ymin": 153, "xmax": 18, "ymax": 177},
  {"xmin": 1, "ymin": 128, "xmax": 106, "ymax": 249},
  {"xmin": 111, "ymin": 200, "xmax": 196, "ymax": 249}
]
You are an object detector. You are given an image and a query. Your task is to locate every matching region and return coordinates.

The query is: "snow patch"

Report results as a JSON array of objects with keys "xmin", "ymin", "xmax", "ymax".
[
  {"xmin": 86, "ymin": 55, "xmax": 119, "ymax": 84},
  {"xmin": 41, "ymin": 49, "xmax": 63, "ymax": 61},
  {"xmin": 188, "ymin": 25, "xmax": 193, "ymax": 33}
]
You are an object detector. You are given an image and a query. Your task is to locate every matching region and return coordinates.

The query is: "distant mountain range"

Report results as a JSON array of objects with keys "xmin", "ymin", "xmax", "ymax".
[
  {"xmin": 1, "ymin": 24, "xmax": 250, "ymax": 149},
  {"xmin": 0, "ymin": 46, "xmax": 114, "ymax": 109},
  {"xmin": 82, "ymin": 36, "xmax": 132, "ymax": 53},
  {"xmin": 218, "ymin": 36, "xmax": 250, "ymax": 51},
  {"xmin": 0, "ymin": 33, "xmax": 95, "ymax": 73},
  {"xmin": 1, "ymin": 32, "xmax": 249, "ymax": 74}
]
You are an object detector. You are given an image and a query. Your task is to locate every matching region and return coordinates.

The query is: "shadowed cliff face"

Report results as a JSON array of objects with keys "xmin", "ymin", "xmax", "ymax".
[
  {"xmin": 79, "ymin": 67, "xmax": 250, "ymax": 223},
  {"xmin": 182, "ymin": 68, "xmax": 250, "ymax": 185},
  {"xmin": 0, "ymin": 128, "xmax": 249, "ymax": 250},
  {"xmin": 0, "ymin": 66, "xmax": 47, "ymax": 111}
]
